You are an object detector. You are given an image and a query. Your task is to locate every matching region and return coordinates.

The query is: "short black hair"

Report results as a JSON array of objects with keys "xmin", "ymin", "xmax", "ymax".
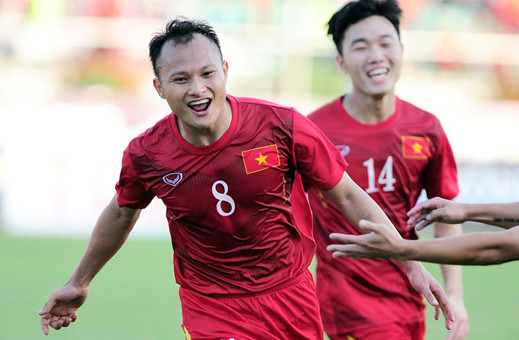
[
  {"xmin": 149, "ymin": 17, "xmax": 223, "ymax": 79},
  {"xmin": 327, "ymin": 0, "xmax": 403, "ymax": 55}
]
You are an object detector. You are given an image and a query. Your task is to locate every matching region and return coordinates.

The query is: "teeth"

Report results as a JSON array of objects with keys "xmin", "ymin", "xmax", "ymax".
[
  {"xmin": 189, "ymin": 99, "xmax": 209, "ymax": 105},
  {"xmin": 368, "ymin": 68, "xmax": 388, "ymax": 77}
]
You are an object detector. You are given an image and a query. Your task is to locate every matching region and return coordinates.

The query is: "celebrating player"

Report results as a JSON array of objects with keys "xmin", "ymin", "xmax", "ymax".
[
  {"xmin": 305, "ymin": 1, "xmax": 468, "ymax": 339},
  {"xmin": 327, "ymin": 198, "xmax": 519, "ymax": 265},
  {"xmin": 38, "ymin": 17, "xmax": 453, "ymax": 339}
]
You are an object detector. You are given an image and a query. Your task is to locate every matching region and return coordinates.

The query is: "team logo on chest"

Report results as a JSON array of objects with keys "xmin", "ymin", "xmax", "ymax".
[
  {"xmin": 241, "ymin": 144, "xmax": 281, "ymax": 174},
  {"xmin": 401, "ymin": 136, "xmax": 431, "ymax": 159},
  {"xmin": 163, "ymin": 172, "xmax": 183, "ymax": 186},
  {"xmin": 336, "ymin": 145, "xmax": 351, "ymax": 157}
]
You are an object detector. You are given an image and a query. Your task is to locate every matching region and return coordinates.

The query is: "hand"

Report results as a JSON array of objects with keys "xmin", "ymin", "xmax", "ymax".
[
  {"xmin": 407, "ymin": 197, "xmax": 466, "ymax": 231},
  {"xmin": 327, "ymin": 219, "xmax": 404, "ymax": 259},
  {"xmin": 38, "ymin": 284, "xmax": 89, "ymax": 335},
  {"xmin": 446, "ymin": 295, "xmax": 469, "ymax": 340},
  {"xmin": 405, "ymin": 262, "xmax": 455, "ymax": 331}
]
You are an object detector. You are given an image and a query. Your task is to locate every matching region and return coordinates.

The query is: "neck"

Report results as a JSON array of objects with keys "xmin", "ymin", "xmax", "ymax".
[{"xmin": 343, "ymin": 92, "xmax": 396, "ymax": 124}]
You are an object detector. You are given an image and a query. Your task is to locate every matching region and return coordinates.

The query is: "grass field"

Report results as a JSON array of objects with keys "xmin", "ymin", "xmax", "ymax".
[{"xmin": 2, "ymin": 229, "xmax": 519, "ymax": 339}]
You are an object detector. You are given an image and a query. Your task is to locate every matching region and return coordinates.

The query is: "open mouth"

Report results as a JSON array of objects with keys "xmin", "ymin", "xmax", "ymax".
[
  {"xmin": 188, "ymin": 98, "xmax": 212, "ymax": 112},
  {"xmin": 367, "ymin": 68, "xmax": 389, "ymax": 79}
]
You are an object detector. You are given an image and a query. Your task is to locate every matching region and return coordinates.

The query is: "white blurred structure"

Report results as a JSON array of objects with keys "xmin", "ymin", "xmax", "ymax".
[{"xmin": 0, "ymin": 2, "xmax": 518, "ymax": 236}]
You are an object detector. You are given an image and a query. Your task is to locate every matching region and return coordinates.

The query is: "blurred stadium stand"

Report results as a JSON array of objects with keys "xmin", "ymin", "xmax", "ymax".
[{"xmin": 0, "ymin": 0, "xmax": 518, "ymax": 236}]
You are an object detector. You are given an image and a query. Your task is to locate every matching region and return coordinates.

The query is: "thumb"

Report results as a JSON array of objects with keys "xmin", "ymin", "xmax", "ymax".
[
  {"xmin": 357, "ymin": 219, "xmax": 379, "ymax": 233},
  {"xmin": 39, "ymin": 299, "xmax": 56, "ymax": 316}
]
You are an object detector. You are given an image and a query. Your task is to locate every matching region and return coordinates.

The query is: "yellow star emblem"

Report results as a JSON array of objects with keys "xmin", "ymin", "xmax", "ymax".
[
  {"xmin": 255, "ymin": 153, "xmax": 268, "ymax": 165},
  {"xmin": 412, "ymin": 142, "xmax": 423, "ymax": 154}
]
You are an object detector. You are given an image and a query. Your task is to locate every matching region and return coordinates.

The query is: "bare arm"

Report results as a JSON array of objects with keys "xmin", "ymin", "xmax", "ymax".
[
  {"xmin": 324, "ymin": 173, "xmax": 454, "ymax": 329},
  {"xmin": 67, "ymin": 195, "xmax": 141, "ymax": 287},
  {"xmin": 39, "ymin": 195, "xmax": 141, "ymax": 335},
  {"xmin": 328, "ymin": 220, "xmax": 519, "ymax": 265},
  {"xmin": 408, "ymin": 198, "xmax": 519, "ymax": 230}
]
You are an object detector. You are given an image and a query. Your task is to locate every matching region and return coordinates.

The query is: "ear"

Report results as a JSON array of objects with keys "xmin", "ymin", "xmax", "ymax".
[
  {"xmin": 335, "ymin": 54, "xmax": 349, "ymax": 75},
  {"xmin": 153, "ymin": 77, "xmax": 166, "ymax": 99},
  {"xmin": 222, "ymin": 60, "xmax": 229, "ymax": 82}
]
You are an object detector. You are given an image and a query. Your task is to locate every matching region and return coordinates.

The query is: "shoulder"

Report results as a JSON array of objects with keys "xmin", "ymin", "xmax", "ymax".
[
  {"xmin": 127, "ymin": 114, "xmax": 173, "ymax": 154},
  {"xmin": 307, "ymin": 97, "xmax": 342, "ymax": 122},
  {"xmin": 232, "ymin": 95, "xmax": 296, "ymax": 115},
  {"xmin": 398, "ymin": 98, "xmax": 441, "ymax": 124}
]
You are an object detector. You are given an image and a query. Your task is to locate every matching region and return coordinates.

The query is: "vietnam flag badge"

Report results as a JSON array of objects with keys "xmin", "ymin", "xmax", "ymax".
[
  {"xmin": 402, "ymin": 136, "xmax": 431, "ymax": 159},
  {"xmin": 242, "ymin": 144, "xmax": 281, "ymax": 174}
]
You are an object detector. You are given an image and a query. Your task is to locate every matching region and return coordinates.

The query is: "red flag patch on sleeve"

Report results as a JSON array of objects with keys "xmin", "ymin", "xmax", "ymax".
[
  {"xmin": 242, "ymin": 144, "xmax": 281, "ymax": 174},
  {"xmin": 402, "ymin": 136, "xmax": 431, "ymax": 159}
]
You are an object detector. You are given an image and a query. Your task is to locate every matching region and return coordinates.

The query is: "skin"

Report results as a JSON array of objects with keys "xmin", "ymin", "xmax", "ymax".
[
  {"xmin": 38, "ymin": 31, "xmax": 455, "ymax": 335},
  {"xmin": 327, "ymin": 199, "xmax": 519, "ymax": 265},
  {"xmin": 328, "ymin": 217, "xmax": 519, "ymax": 265},
  {"xmin": 153, "ymin": 34, "xmax": 232, "ymax": 146},
  {"xmin": 334, "ymin": 15, "xmax": 467, "ymax": 338},
  {"xmin": 39, "ymin": 34, "xmax": 233, "ymax": 336}
]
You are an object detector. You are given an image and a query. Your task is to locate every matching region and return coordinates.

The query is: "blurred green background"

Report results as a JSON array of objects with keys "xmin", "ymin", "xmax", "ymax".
[{"xmin": 3, "ymin": 228, "xmax": 519, "ymax": 340}]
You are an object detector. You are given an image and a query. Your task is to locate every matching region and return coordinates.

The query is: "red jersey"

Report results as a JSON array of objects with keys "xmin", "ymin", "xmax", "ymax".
[
  {"xmin": 116, "ymin": 95, "xmax": 347, "ymax": 296},
  {"xmin": 307, "ymin": 97, "xmax": 459, "ymax": 334}
]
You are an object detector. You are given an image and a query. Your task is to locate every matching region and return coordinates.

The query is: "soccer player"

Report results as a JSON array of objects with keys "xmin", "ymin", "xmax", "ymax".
[
  {"xmin": 327, "ymin": 198, "xmax": 519, "ymax": 265},
  {"xmin": 38, "ymin": 18, "xmax": 453, "ymax": 339},
  {"xmin": 305, "ymin": 1, "xmax": 468, "ymax": 339}
]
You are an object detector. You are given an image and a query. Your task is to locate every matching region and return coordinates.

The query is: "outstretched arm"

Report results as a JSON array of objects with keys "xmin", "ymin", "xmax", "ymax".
[
  {"xmin": 39, "ymin": 195, "xmax": 141, "ymax": 335},
  {"xmin": 408, "ymin": 197, "xmax": 519, "ymax": 230},
  {"xmin": 324, "ymin": 173, "xmax": 454, "ymax": 329},
  {"xmin": 328, "ymin": 220, "xmax": 519, "ymax": 265}
]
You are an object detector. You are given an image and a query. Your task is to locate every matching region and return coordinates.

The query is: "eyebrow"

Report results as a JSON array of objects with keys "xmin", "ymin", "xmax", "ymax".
[{"xmin": 165, "ymin": 65, "xmax": 217, "ymax": 79}]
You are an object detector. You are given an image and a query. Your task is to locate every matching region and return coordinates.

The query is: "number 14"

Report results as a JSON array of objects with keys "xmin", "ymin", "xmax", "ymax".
[{"xmin": 362, "ymin": 156, "xmax": 396, "ymax": 193}]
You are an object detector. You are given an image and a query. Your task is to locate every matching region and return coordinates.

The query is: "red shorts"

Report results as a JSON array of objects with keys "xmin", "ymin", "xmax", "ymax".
[
  {"xmin": 328, "ymin": 320, "xmax": 425, "ymax": 340},
  {"xmin": 180, "ymin": 269, "xmax": 323, "ymax": 340}
]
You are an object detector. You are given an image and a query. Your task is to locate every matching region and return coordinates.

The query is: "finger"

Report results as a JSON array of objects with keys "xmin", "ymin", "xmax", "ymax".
[
  {"xmin": 327, "ymin": 243, "xmax": 362, "ymax": 254},
  {"xmin": 38, "ymin": 299, "xmax": 56, "ymax": 316},
  {"xmin": 414, "ymin": 218, "xmax": 433, "ymax": 231},
  {"xmin": 357, "ymin": 219, "xmax": 380, "ymax": 233},
  {"xmin": 329, "ymin": 233, "xmax": 357, "ymax": 244},
  {"xmin": 50, "ymin": 318, "xmax": 64, "ymax": 330},
  {"xmin": 406, "ymin": 212, "xmax": 428, "ymax": 227},
  {"xmin": 435, "ymin": 305, "xmax": 441, "ymax": 320},
  {"xmin": 40, "ymin": 315, "xmax": 50, "ymax": 335},
  {"xmin": 408, "ymin": 197, "xmax": 442, "ymax": 216},
  {"xmin": 62, "ymin": 317, "xmax": 72, "ymax": 328},
  {"xmin": 432, "ymin": 290, "xmax": 455, "ymax": 330}
]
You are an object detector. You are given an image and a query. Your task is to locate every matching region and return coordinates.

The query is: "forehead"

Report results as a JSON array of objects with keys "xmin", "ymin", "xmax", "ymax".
[
  {"xmin": 343, "ymin": 15, "xmax": 398, "ymax": 44},
  {"xmin": 157, "ymin": 34, "xmax": 221, "ymax": 75}
]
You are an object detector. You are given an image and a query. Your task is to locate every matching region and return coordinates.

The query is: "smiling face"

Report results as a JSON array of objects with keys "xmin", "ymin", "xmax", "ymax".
[
  {"xmin": 336, "ymin": 15, "xmax": 403, "ymax": 99},
  {"xmin": 153, "ymin": 33, "xmax": 230, "ymax": 142}
]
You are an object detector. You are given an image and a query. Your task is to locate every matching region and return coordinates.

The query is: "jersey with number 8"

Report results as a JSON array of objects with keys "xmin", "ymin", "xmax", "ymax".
[{"xmin": 115, "ymin": 95, "xmax": 347, "ymax": 296}]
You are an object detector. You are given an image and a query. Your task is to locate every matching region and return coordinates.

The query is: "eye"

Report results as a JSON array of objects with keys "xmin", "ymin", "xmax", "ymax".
[
  {"xmin": 172, "ymin": 77, "xmax": 187, "ymax": 84},
  {"xmin": 351, "ymin": 43, "xmax": 367, "ymax": 51},
  {"xmin": 203, "ymin": 70, "xmax": 216, "ymax": 77},
  {"xmin": 380, "ymin": 39, "xmax": 395, "ymax": 48}
]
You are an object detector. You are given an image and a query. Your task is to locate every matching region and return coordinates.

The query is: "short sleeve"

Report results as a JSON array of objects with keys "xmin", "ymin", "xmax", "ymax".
[
  {"xmin": 115, "ymin": 147, "xmax": 155, "ymax": 209},
  {"xmin": 292, "ymin": 111, "xmax": 347, "ymax": 190},
  {"xmin": 423, "ymin": 127, "xmax": 459, "ymax": 199}
]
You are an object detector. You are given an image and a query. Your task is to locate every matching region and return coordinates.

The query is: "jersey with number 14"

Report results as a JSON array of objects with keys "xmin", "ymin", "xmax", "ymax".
[
  {"xmin": 307, "ymin": 96, "xmax": 459, "ymax": 333},
  {"xmin": 116, "ymin": 95, "xmax": 347, "ymax": 296}
]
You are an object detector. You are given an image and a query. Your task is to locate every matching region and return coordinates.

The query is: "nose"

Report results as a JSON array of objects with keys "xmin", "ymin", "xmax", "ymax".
[
  {"xmin": 367, "ymin": 46, "xmax": 384, "ymax": 63},
  {"xmin": 188, "ymin": 77, "xmax": 206, "ymax": 96}
]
